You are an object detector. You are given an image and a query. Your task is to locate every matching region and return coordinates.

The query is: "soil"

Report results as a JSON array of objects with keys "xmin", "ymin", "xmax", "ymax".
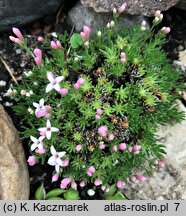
[{"xmin": 0, "ymin": 5, "xmax": 186, "ymax": 199}]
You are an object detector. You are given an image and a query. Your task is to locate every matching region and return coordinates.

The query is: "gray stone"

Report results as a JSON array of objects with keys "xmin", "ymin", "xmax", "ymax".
[
  {"xmin": 176, "ymin": 0, "xmax": 186, "ymax": 10},
  {"xmin": 0, "ymin": 0, "xmax": 65, "ymax": 31},
  {"xmin": 81, "ymin": 0, "xmax": 180, "ymax": 16},
  {"xmin": 173, "ymin": 49, "xmax": 186, "ymax": 77},
  {"xmin": 0, "ymin": 104, "xmax": 29, "ymax": 199},
  {"xmin": 124, "ymin": 101, "xmax": 186, "ymax": 200},
  {"xmin": 67, "ymin": 1, "xmax": 147, "ymax": 33}
]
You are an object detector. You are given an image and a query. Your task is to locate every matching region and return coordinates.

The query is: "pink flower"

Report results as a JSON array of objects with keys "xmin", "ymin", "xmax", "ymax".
[
  {"xmin": 77, "ymin": 78, "xmax": 85, "ymax": 85},
  {"xmin": 38, "ymin": 36, "xmax": 44, "ymax": 42},
  {"xmin": 73, "ymin": 83, "xmax": 80, "ymax": 91},
  {"xmin": 118, "ymin": 3, "xmax": 126, "ymax": 14},
  {"xmin": 61, "ymin": 159, "xmax": 69, "ymax": 167},
  {"xmin": 108, "ymin": 133, "xmax": 115, "ymax": 141},
  {"xmin": 59, "ymin": 88, "xmax": 68, "ymax": 96},
  {"xmin": 46, "ymin": 71, "xmax": 64, "ymax": 93},
  {"xmin": 130, "ymin": 176, "xmax": 137, "ymax": 183},
  {"xmin": 60, "ymin": 178, "xmax": 71, "ymax": 189},
  {"xmin": 112, "ymin": 145, "xmax": 118, "ymax": 152},
  {"xmin": 136, "ymin": 175, "xmax": 146, "ymax": 182},
  {"xmin": 51, "ymin": 40, "xmax": 62, "ymax": 49},
  {"xmin": 76, "ymin": 144, "xmax": 82, "ymax": 152},
  {"xmin": 33, "ymin": 48, "xmax": 42, "ymax": 67},
  {"xmin": 98, "ymin": 125, "xmax": 108, "ymax": 137},
  {"xmin": 161, "ymin": 27, "xmax": 171, "ymax": 34},
  {"xmin": 27, "ymin": 156, "xmax": 36, "ymax": 166},
  {"xmin": 119, "ymin": 143, "xmax": 127, "ymax": 151},
  {"xmin": 52, "ymin": 173, "xmax": 59, "ymax": 182},
  {"xmin": 94, "ymin": 179, "xmax": 102, "ymax": 186},
  {"xmin": 80, "ymin": 181, "xmax": 86, "ymax": 187},
  {"xmin": 33, "ymin": 98, "xmax": 51, "ymax": 119},
  {"xmin": 117, "ymin": 180, "xmax": 125, "ymax": 189},
  {"xmin": 71, "ymin": 182, "xmax": 77, "ymax": 190},
  {"xmin": 158, "ymin": 161, "xmax": 165, "ymax": 168},
  {"xmin": 96, "ymin": 108, "xmax": 103, "ymax": 116}
]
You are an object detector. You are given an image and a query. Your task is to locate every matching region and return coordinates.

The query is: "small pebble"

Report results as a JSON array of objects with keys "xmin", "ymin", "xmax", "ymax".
[{"xmin": 87, "ymin": 189, "xmax": 95, "ymax": 196}]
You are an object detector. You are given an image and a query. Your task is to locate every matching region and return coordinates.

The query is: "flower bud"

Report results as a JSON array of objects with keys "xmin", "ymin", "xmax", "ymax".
[
  {"xmin": 73, "ymin": 83, "xmax": 80, "ymax": 91},
  {"xmin": 112, "ymin": 145, "xmax": 118, "ymax": 152},
  {"xmin": 38, "ymin": 36, "xmax": 45, "ymax": 42},
  {"xmin": 117, "ymin": 180, "xmax": 125, "ymax": 189},
  {"xmin": 12, "ymin": 27, "xmax": 23, "ymax": 39},
  {"xmin": 59, "ymin": 88, "xmax": 68, "ymax": 96},
  {"xmin": 76, "ymin": 144, "xmax": 82, "ymax": 152},
  {"xmin": 77, "ymin": 78, "xmax": 85, "ymax": 85},
  {"xmin": 60, "ymin": 178, "xmax": 71, "ymax": 189},
  {"xmin": 71, "ymin": 182, "xmax": 77, "ymax": 190},
  {"xmin": 27, "ymin": 156, "xmax": 36, "ymax": 166},
  {"xmin": 61, "ymin": 159, "xmax": 69, "ymax": 167},
  {"xmin": 94, "ymin": 178, "xmax": 102, "ymax": 186},
  {"xmin": 119, "ymin": 143, "xmax": 127, "ymax": 151},
  {"xmin": 108, "ymin": 133, "xmax": 115, "ymax": 141},
  {"xmin": 80, "ymin": 181, "xmax": 86, "ymax": 187},
  {"xmin": 52, "ymin": 173, "xmax": 59, "ymax": 182}
]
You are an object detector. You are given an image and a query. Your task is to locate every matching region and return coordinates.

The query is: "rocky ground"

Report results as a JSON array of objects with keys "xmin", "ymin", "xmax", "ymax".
[{"xmin": 0, "ymin": 1, "xmax": 186, "ymax": 199}]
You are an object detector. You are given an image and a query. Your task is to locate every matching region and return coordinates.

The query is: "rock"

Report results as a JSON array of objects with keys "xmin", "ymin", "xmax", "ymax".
[
  {"xmin": 81, "ymin": 0, "xmax": 180, "ymax": 16},
  {"xmin": 173, "ymin": 49, "xmax": 186, "ymax": 76},
  {"xmin": 0, "ymin": 0, "xmax": 65, "ymax": 31},
  {"xmin": 67, "ymin": 1, "xmax": 147, "ymax": 33},
  {"xmin": 0, "ymin": 104, "xmax": 29, "ymax": 199},
  {"xmin": 176, "ymin": 0, "xmax": 186, "ymax": 10},
  {"xmin": 124, "ymin": 101, "xmax": 186, "ymax": 199}
]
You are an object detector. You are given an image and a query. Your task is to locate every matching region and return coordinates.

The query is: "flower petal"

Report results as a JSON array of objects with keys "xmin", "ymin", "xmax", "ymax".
[
  {"xmin": 31, "ymin": 143, "xmax": 38, "ymax": 151},
  {"xmin": 30, "ymin": 136, "xmax": 38, "ymax": 143},
  {"xmin": 50, "ymin": 145, "xmax": 57, "ymax": 156},
  {"xmin": 57, "ymin": 151, "xmax": 66, "ymax": 158},
  {"xmin": 38, "ymin": 136, "xmax": 45, "ymax": 142},
  {"xmin": 48, "ymin": 156, "xmax": 56, "ymax": 166},
  {"xmin": 51, "ymin": 127, "xmax": 59, "ymax": 132},
  {"xmin": 55, "ymin": 164, "xmax": 60, "ymax": 173},
  {"xmin": 47, "ymin": 71, "xmax": 54, "ymax": 83},
  {"xmin": 46, "ymin": 83, "xmax": 54, "ymax": 93},
  {"xmin": 33, "ymin": 102, "xmax": 39, "ymax": 108},
  {"xmin": 46, "ymin": 119, "xmax": 51, "ymax": 128},
  {"xmin": 54, "ymin": 83, "xmax": 61, "ymax": 91},
  {"xmin": 39, "ymin": 98, "xmax": 45, "ymax": 106},
  {"xmin": 56, "ymin": 158, "xmax": 63, "ymax": 166},
  {"xmin": 46, "ymin": 131, "xmax": 52, "ymax": 140},
  {"xmin": 38, "ymin": 127, "xmax": 46, "ymax": 132},
  {"xmin": 55, "ymin": 76, "xmax": 64, "ymax": 83}
]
